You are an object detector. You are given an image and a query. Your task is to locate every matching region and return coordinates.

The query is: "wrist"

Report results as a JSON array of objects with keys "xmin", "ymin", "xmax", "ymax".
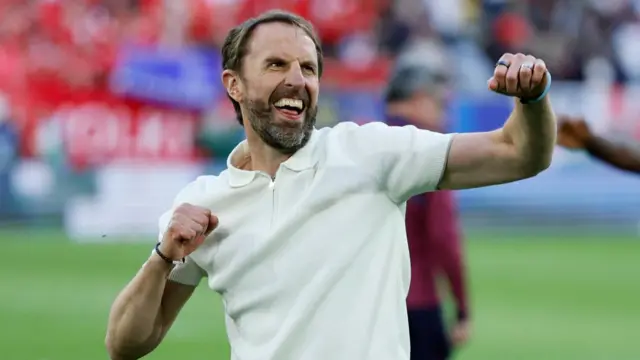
[
  {"xmin": 155, "ymin": 241, "xmax": 185, "ymax": 264},
  {"xmin": 145, "ymin": 253, "xmax": 175, "ymax": 274},
  {"xmin": 457, "ymin": 309, "xmax": 469, "ymax": 321}
]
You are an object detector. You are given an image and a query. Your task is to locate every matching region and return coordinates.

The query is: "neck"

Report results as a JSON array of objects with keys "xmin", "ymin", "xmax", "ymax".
[{"xmin": 244, "ymin": 131, "xmax": 292, "ymax": 178}]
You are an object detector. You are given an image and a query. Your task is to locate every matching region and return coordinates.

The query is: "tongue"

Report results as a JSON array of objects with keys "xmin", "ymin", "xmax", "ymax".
[{"xmin": 276, "ymin": 107, "xmax": 299, "ymax": 116}]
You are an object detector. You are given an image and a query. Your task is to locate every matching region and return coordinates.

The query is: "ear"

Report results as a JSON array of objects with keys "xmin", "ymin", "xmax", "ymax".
[{"xmin": 222, "ymin": 69, "xmax": 242, "ymax": 103}]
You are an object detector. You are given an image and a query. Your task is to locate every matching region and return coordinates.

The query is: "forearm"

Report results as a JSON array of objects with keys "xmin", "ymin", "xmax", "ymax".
[
  {"xmin": 585, "ymin": 135, "xmax": 640, "ymax": 174},
  {"xmin": 440, "ymin": 234, "xmax": 469, "ymax": 320},
  {"xmin": 106, "ymin": 254, "xmax": 172, "ymax": 359},
  {"xmin": 446, "ymin": 264, "xmax": 469, "ymax": 321},
  {"xmin": 502, "ymin": 96, "xmax": 557, "ymax": 175}
]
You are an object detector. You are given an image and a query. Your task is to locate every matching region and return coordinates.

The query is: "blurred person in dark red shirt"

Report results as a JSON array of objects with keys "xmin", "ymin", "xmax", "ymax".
[{"xmin": 384, "ymin": 61, "xmax": 470, "ymax": 360}]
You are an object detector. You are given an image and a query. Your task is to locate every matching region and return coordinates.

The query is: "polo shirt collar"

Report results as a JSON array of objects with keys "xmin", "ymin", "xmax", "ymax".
[{"xmin": 227, "ymin": 130, "xmax": 319, "ymax": 187}]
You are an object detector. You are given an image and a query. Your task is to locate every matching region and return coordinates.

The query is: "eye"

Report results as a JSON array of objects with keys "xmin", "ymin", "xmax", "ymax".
[
  {"xmin": 268, "ymin": 60, "xmax": 285, "ymax": 69},
  {"xmin": 302, "ymin": 65, "xmax": 316, "ymax": 74}
]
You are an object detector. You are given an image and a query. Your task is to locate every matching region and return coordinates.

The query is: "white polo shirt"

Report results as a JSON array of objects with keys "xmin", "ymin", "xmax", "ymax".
[{"xmin": 159, "ymin": 121, "xmax": 453, "ymax": 360}]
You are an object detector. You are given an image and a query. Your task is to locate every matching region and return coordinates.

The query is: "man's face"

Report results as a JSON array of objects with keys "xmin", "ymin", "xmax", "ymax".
[
  {"xmin": 225, "ymin": 22, "xmax": 320, "ymax": 154},
  {"xmin": 410, "ymin": 90, "xmax": 447, "ymax": 131}
]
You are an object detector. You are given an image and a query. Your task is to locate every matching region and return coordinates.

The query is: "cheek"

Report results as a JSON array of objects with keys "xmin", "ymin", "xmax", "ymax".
[
  {"xmin": 307, "ymin": 80, "xmax": 320, "ymax": 104},
  {"xmin": 242, "ymin": 74, "xmax": 275, "ymax": 100}
]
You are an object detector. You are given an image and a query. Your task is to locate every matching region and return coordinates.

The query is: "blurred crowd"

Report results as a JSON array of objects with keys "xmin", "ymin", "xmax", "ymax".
[{"xmin": 1, "ymin": 0, "xmax": 640, "ymax": 161}]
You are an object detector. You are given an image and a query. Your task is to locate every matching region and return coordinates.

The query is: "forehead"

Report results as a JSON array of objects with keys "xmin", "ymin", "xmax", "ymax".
[{"xmin": 245, "ymin": 22, "xmax": 318, "ymax": 65}]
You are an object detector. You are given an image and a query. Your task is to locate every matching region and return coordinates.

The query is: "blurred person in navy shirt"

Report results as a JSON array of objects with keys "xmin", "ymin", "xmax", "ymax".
[
  {"xmin": 384, "ymin": 62, "xmax": 470, "ymax": 360},
  {"xmin": 558, "ymin": 115, "xmax": 640, "ymax": 174}
]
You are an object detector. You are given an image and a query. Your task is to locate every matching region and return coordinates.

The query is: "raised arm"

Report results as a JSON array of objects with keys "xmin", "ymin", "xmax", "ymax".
[
  {"xmin": 331, "ymin": 53, "xmax": 556, "ymax": 203},
  {"xmin": 439, "ymin": 53, "xmax": 556, "ymax": 190}
]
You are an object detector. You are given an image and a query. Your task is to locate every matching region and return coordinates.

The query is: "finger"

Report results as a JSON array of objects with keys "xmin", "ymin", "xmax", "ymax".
[
  {"xmin": 191, "ymin": 234, "xmax": 206, "ymax": 249},
  {"xmin": 519, "ymin": 55, "xmax": 536, "ymax": 91},
  {"xmin": 492, "ymin": 53, "xmax": 512, "ymax": 92},
  {"xmin": 188, "ymin": 221, "xmax": 206, "ymax": 237},
  {"xmin": 204, "ymin": 214, "xmax": 219, "ymax": 235},
  {"xmin": 179, "ymin": 226, "xmax": 198, "ymax": 241},
  {"xmin": 192, "ymin": 211, "xmax": 210, "ymax": 227},
  {"xmin": 487, "ymin": 77, "xmax": 499, "ymax": 91},
  {"xmin": 200, "ymin": 207, "xmax": 212, "ymax": 217},
  {"xmin": 531, "ymin": 58, "xmax": 547, "ymax": 87},
  {"xmin": 505, "ymin": 53, "xmax": 525, "ymax": 94}
]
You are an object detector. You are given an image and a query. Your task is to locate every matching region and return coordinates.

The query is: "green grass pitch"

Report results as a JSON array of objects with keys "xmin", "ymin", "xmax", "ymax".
[{"xmin": 1, "ymin": 230, "xmax": 638, "ymax": 360}]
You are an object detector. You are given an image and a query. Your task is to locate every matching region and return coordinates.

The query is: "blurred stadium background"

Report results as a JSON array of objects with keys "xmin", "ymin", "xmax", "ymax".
[{"xmin": 0, "ymin": 0, "xmax": 639, "ymax": 359}]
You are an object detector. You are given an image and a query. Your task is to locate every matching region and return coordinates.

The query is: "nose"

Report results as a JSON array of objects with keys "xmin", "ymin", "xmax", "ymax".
[{"xmin": 284, "ymin": 61, "xmax": 305, "ymax": 88}]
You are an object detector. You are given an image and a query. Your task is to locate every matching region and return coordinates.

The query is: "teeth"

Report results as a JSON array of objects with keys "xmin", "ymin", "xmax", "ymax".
[{"xmin": 274, "ymin": 98, "xmax": 303, "ymax": 109}]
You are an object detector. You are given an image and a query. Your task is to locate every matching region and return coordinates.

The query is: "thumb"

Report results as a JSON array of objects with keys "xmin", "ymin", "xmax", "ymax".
[{"xmin": 204, "ymin": 214, "xmax": 219, "ymax": 236}]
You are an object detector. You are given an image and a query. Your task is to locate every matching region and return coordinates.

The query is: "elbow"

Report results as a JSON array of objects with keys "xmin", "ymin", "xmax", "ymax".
[
  {"xmin": 519, "ymin": 153, "xmax": 552, "ymax": 179},
  {"xmin": 104, "ymin": 330, "xmax": 141, "ymax": 360},
  {"xmin": 105, "ymin": 330, "xmax": 133, "ymax": 360},
  {"xmin": 509, "ymin": 146, "xmax": 552, "ymax": 180},
  {"xmin": 105, "ymin": 333, "xmax": 123, "ymax": 360},
  {"xmin": 105, "ymin": 325, "xmax": 161, "ymax": 360}
]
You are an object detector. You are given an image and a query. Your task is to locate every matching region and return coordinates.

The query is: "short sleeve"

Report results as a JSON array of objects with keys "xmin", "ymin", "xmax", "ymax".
[
  {"xmin": 157, "ymin": 206, "xmax": 206, "ymax": 287},
  {"xmin": 341, "ymin": 122, "xmax": 454, "ymax": 203}
]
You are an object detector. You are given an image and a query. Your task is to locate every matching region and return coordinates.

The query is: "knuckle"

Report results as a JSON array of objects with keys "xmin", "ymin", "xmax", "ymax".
[
  {"xmin": 195, "ymin": 211, "xmax": 209, "ymax": 224},
  {"xmin": 167, "ymin": 223, "xmax": 185, "ymax": 239},
  {"xmin": 169, "ymin": 214, "xmax": 183, "ymax": 228},
  {"xmin": 176, "ymin": 202, "xmax": 191, "ymax": 211}
]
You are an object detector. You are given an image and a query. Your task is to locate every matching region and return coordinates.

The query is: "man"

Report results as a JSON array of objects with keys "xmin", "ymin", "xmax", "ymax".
[
  {"xmin": 385, "ymin": 62, "xmax": 469, "ymax": 360},
  {"xmin": 106, "ymin": 10, "xmax": 556, "ymax": 360},
  {"xmin": 558, "ymin": 115, "xmax": 640, "ymax": 174}
]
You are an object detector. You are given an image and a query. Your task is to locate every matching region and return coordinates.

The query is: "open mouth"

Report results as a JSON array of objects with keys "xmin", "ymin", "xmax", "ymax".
[{"xmin": 273, "ymin": 98, "xmax": 305, "ymax": 119}]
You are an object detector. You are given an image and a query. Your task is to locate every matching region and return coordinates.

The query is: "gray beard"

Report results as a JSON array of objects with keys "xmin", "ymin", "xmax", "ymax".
[{"xmin": 244, "ymin": 98, "xmax": 317, "ymax": 155}]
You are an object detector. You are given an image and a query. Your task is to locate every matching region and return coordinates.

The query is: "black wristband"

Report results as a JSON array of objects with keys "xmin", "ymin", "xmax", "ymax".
[{"xmin": 154, "ymin": 242, "xmax": 184, "ymax": 264}]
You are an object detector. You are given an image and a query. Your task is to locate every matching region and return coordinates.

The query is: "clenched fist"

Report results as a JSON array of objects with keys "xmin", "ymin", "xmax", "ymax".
[
  {"xmin": 488, "ymin": 53, "xmax": 550, "ymax": 102},
  {"xmin": 159, "ymin": 203, "xmax": 219, "ymax": 261}
]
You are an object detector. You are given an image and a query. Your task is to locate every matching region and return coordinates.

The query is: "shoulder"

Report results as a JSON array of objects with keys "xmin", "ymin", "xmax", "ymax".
[
  {"xmin": 326, "ymin": 121, "xmax": 391, "ymax": 137},
  {"xmin": 172, "ymin": 174, "xmax": 227, "ymax": 207},
  {"xmin": 318, "ymin": 121, "xmax": 392, "ymax": 150},
  {"xmin": 324, "ymin": 121, "xmax": 436, "ymax": 144},
  {"xmin": 321, "ymin": 121, "xmax": 431, "ymax": 157}
]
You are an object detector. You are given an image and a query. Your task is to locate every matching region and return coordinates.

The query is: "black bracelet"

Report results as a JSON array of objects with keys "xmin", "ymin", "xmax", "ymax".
[
  {"xmin": 154, "ymin": 242, "xmax": 184, "ymax": 264},
  {"xmin": 457, "ymin": 309, "xmax": 468, "ymax": 321}
]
